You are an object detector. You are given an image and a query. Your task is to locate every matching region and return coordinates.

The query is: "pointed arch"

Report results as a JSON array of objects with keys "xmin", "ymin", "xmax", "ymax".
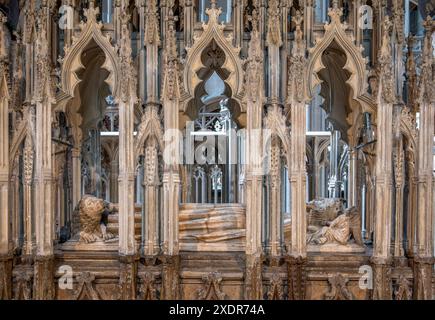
[
  {"xmin": 134, "ymin": 114, "xmax": 164, "ymax": 159},
  {"xmin": 305, "ymin": 6, "xmax": 368, "ymax": 105},
  {"xmin": 180, "ymin": 3, "xmax": 244, "ymax": 112},
  {"xmin": 264, "ymin": 107, "xmax": 291, "ymax": 165},
  {"xmin": 58, "ymin": 3, "xmax": 120, "ymax": 101}
]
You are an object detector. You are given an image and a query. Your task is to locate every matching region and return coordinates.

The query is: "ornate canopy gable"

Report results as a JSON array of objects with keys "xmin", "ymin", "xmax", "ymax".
[
  {"xmin": 305, "ymin": 3, "xmax": 368, "ymax": 102},
  {"xmin": 181, "ymin": 2, "xmax": 244, "ymax": 111},
  {"xmin": 59, "ymin": 2, "xmax": 120, "ymax": 99}
]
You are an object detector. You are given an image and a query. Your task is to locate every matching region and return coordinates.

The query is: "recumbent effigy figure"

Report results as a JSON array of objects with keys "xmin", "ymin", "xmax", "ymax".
[
  {"xmin": 75, "ymin": 195, "xmax": 118, "ymax": 243},
  {"xmin": 306, "ymin": 198, "xmax": 363, "ymax": 246}
]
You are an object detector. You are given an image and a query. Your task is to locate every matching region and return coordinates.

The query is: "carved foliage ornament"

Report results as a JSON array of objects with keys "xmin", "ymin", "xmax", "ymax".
[
  {"xmin": 162, "ymin": 10, "xmax": 180, "ymax": 101},
  {"xmin": 145, "ymin": 0, "xmax": 161, "ymax": 46},
  {"xmin": 119, "ymin": 13, "xmax": 138, "ymax": 103},
  {"xmin": 34, "ymin": 11, "xmax": 55, "ymax": 102},
  {"xmin": 419, "ymin": 17, "xmax": 434, "ymax": 105},
  {"xmin": 378, "ymin": 16, "xmax": 395, "ymax": 104},
  {"xmin": 266, "ymin": 0, "xmax": 282, "ymax": 47},
  {"xmin": 287, "ymin": 11, "xmax": 305, "ymax": 104},
  {"xmin": 243, "ymin": 25, "xmax": 264, "ymax": 104}
]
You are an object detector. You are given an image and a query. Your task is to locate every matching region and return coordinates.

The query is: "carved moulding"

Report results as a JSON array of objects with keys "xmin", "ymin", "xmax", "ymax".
[
  {"xmin": 180, "ymin": 2, "xmax": 244, "ymax": 112},
  {"xmin": 197, "ymin": 272, "xmax": 227, "ymax": 300}
]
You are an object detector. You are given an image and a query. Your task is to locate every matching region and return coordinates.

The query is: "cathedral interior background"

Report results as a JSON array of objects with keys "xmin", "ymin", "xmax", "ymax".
[{"xmin": 0, "ymin": 0, "xmax": 434, "ymax": 300}]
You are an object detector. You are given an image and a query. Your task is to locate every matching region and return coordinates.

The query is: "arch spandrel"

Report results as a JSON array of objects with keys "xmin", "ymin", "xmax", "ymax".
[
  {"xmin": 181, "ymin": 3, "xmax": 244, "ymax": 112},
  {"xmin": 58, "ymin": 3, "xmax": 120, "ymax": 102},
  {"xmin": 305, "ymin": 5, "xmax": 369, "ymax": 103}
]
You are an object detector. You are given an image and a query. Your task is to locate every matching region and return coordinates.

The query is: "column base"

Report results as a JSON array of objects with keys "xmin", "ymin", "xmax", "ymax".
[
  {"xmin": 33, "ymin": 255, "xmax": 54, "ymax": 300},
  {"xmin": 0, "ymin": 254, "xmax": 13, "ymax": 300},
  {"xmin": 160, "ymin": 255, "xmax": 180, "ymax": 300},
  {"xmin": 286, "ymin": 255, "xmax": 307, "ymax": 300},
  {"xmin": 119, "ymin": 254, "xmax": 139, "ymax": 300},
  {"xmin": 413, "ymin": 256, "xmax": 434, "ymax": 300},
  {"xmin": 245, "ymin": 254, "xmax": 264, "ymax": 300},
  {"xmin": 370, "ymin": 257, "xmax": 392, "ymax": 300}
]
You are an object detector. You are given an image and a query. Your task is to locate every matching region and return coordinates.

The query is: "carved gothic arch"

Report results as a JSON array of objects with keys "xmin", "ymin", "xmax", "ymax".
[
  {"xmin": 399, "ymin": 107, "xmax": 418, "ymax": 154},
  {"xmin": 264, "ymin": 109, "xmax": 291, "ymax": 166},
  {"xmin": 180, "ymin": 3, "xmax": 244, "ymax": 113},
  {"xmin": 305, "ymin": 4, "xmax": 370, "ymax": 143},
  {"xmin": 134, "ymin": 115, "xmax": 164, "ymax": 160},
  {"xmin": 58, "ymin": 3, "xmax": 120, "ymax": 104}
]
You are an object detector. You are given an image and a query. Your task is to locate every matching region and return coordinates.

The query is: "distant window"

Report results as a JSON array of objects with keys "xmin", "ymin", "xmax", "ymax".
[
  {"xmin": 102, "ymin": 0, "xmax": 113, "ymax": 23},
  {"xmin": 314, "ymin": 0, "xmax": 329, "ymax": 24},
  {"xmin": 198, "ymin": 0, "xmax": 232, "ymax": 23}
]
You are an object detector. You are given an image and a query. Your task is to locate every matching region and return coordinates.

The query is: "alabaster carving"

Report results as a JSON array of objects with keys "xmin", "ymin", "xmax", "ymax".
[
  {"xmin": 284, "ymin": 198, "xmax": 364, "ymax": 246},
  {"xmin": 179, "ymin": 204, "xmax": 245, "ymax": 243},
  {"xmin": 75, "ymin": 195, "xmax": 117, "ymax": 244}
]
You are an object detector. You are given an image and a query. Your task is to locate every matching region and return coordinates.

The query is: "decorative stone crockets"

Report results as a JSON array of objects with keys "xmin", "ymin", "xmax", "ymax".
[{"xmin": 181, "ymin": 1, "xmax": 244, "ymax": 111}]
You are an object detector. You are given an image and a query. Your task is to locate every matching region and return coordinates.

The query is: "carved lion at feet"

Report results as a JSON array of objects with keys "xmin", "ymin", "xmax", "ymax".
[{"xmin": 76, "ymin": 195, "xmax": 117, "ymax": 243}]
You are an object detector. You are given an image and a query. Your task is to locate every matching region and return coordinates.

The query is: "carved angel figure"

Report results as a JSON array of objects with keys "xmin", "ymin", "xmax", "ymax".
[
  {"xmin": 307, "ymin": 207, "xmax": 363, "ymax": 246},
  {"xmin": 76, "ymin": 195, "xmax": 117, "ymax": 243}
]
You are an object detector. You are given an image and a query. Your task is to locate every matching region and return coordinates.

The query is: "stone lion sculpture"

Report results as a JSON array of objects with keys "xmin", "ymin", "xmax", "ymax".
[{"xmin": 76, "ymin": 195, "xmax": 117, "ymax": 243}]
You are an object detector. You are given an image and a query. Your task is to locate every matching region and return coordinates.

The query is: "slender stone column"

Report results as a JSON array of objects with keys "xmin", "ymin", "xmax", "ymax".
[
  {"xmin": 371, "ymin": 16, "xmax": 394, "ymax": 300},
  {"xmin": 117, "ymin": 12, "xmax": 139, "ymax": 299},
  {"xmin": 266, "ymin": 0, "xmax": 282, "ymax": 104},
  {"xmin": 269, "ymin": 136, "xmax": 281, "ymax": 256},
  {"xmin": 71, "ymin": 147, "xmax": 81, "ymax": 208},
  {"xmin": 145, "ymin": 0, "xmax": 160, "ymax": 106},
  {"xmin": 243, "ymin": 15, "xmax": 264, "ymax": 300},
  {"xmin": 23, "ymin": 130, "xmax": 35, "ymax": 257},
  {"xmin": 393, "ymin": 140, "xmax": 405, "ymax": 262},
  {"xmin": 328, "ymin": 129, "xmax": 341, "ymax": 198},
  {"xmin": 159, "ymin": 10, "xmax": 181, "ymax": 299},
  {"xmin": 110, "ymin": 160, "xmax": 119, "ymax": 202},
  {"xmin": 118, "ymin": 18, "xmax": 137, "ymax": 258},
  {"xmin": 303, "ymin": 0, "xmax": 314, "ymax": 47},
  {"xmin": 348, "ymin": 149, "xmax": 358, "ymax": 207},
  {"xmin": 136, "ymin": 0, "xmax": 146, "ymax": 105},
  {"xmin": 414, "ymin": 17, "xmax": 434, "ymax": 300},
  {"xmin": 287, "ymin": 11, "xmax": 306, "ymax": 260},
  {"xmin": 286, "ymin": 11, "xmax": 307, "ymax": 300},
  {"xmin": 183, "ymin": 0, "xmax": 195, "ymax": 49},
  {"xmin": 143, "ymin": 131, "xmax": 160, "ymax": 256},
  {"xmin": 0, "ymin": 13, "xmax": 12, "ymax": 299}
]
